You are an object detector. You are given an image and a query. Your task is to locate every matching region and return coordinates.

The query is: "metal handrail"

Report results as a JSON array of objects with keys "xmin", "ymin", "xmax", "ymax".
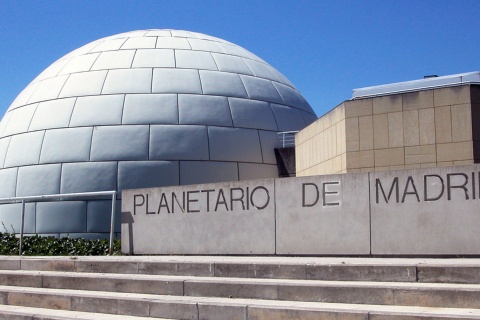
[
  {"xmin": 0, "ymin": 190, "xmax": 117, "ymax": 255},
  {"xmin": 277, "ymin": 131, "xmax": 299, "ymax": 148}
]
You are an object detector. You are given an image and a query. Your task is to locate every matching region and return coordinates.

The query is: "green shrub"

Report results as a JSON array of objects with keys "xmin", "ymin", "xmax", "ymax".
[{"xmin": 0, "ymin": 232, "xmax": 121, "ymax": 256}]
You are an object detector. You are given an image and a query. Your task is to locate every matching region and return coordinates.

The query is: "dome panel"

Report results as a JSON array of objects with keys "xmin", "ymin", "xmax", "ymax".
[
  {"xmin": 27, "ymin": 75, "xmax": 69, "ymax": 104},
  {"xmin": 149, "ymin": 125, "xmax": 209, "ymax": 161},
  {"xmin": 33, "ymin": 58, "xmax": 71, "ymax": 82},
  {"xmin": 145, "ymin": 30, "xmax": 172, "ymax": 37},
  {"xmin": 58, "ymin": 52, "xmax": 100, "ymax": 75},
  {"xmin": 36, "ymin": 202, "xmax": 86, "ymax": 233},
  {"xmin": 178, "ymin": 95, "xmax": 232, "ymax": 126},
  {"xmin": 91, "ymin": 50, "xmax": 135, "ymax": 70},
  {"xmin": 187, "ymin": 38, "xmax": 225, "ymax": 54},
  {"xmin": 7, "ymin": 82, "xmax": 39, "ymax": 112},
  {"xmin": 180, "ymin": 161, "xmax": 238, "ymax": 185},
  {"xmin": 211, "ymin": 53, "xmax": 254, "ymax": 75},
  {"xmin": 156, "ymin": 37, "xmax": 191, "ymax": 49},
  {"xmin": 170, "ymin": 30, "xmax": 197, "ymax": 38},
  {"xmin": 0, "ymin": 167, "xmax": 17, "ymax": 197},
  {"xmin": 39, "ymin": 127, "xmax": 92, "ymax": 164},
  {"xmin": 121, "ymin": 37, "xmax": 156, "ymax": 49},
  {"xmin": 122, "ymin": 94, "xmax": 178, "ymax": 125},
  {"xmin": 16, "ymin": 164, "xmax": 61, "ymax": 197},
  {"xmin": 59, "ymin": 70, "xmax": 107, "ymax": 98},
  {"xmin": 229, "ymin": 98, "xmax": 277, "ymax": 131},
  {"xmin": 0, "ymin": 137, "xmax": 11, "ymax": 168},
  {"xmin": 4, "ymin": 131, "xmax": 44, "ymax": 168},
  {"xmin": 239, "ymin": 163, "xmax": 279, "ymax": 180},
  {"xmin": 132, "ymin": 49, "xmax": 175, "ymax": 68},
  {"xmin": 175, "ymin": 50, "xmax": 218, "ymax": 71},
  {"xmin": 90, "ymin": 38, "xmax": 127, "ymax": 53},
  {"xmin": 102, "ymin": 69, "xmax": 152, "ymax": 94},
  {"xmin": 69, "ymin": 95, "xmax": 124, "ymax": 127},
  {"xmin": 240, "ymin": 75, "xmax": 284, "ymax": 105},
  {"xmin": 118, "ymin": 161, "xmax": 179, "ymax": 191},
  {"xmin": 152, "ymin": 68, "xmax": 202, "ymax": 94},
  {"xmin": 199, "ymin": 70, "xmax": 248, "ymax": 98},
  {"xmin": 271, "ymin": 103, "xmax": 307, "ymax": 131},
  {"xmin": 2, "ymin": 104, "xmax": 37, "ymax": 137},
  {"xmin": 208, "ymin": 127, "xmax": 262, "ymax": 163},
  {"xmin": 90, "ymin": 125, "xmax": 149, "ymax": 161},
  {"xmin": 60, "ymin": 162, "xmax": 117, "ymax": 193},
  {"xmin": 29, "ymin": 98, "xmax": 76, "ymax": 131}
]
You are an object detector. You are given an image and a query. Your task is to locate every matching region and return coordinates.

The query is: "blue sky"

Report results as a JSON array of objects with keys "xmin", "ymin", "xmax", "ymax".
[{"xmin": 0, "ymin": 0, "xmax": 479, "ymax": 117}]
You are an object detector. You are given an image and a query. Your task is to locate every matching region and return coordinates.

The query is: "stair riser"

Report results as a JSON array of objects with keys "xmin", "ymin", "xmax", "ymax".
[
  {"xmin": 3, "ymin": 258, "xmax": 480, "ymax": 284},
  {"xmin": 1, "ymin": 275, "xmax": 480, "ymax": 309}
]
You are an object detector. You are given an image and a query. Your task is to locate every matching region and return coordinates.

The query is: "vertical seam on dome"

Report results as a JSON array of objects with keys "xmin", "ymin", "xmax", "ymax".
[
  {"xmin": 26, "ymin": 103, "xmax": 40, "ymax": 132},
  {"xmin": 1, "ymin": 136, "xmax": 12, "ymax": 169},
  {"xmin": 177, "ymin": 160, "xmax": 181, "ymax": 185},
  {"xmin": 0, "ymin": 112, "xmax": 11, "ymax": 137},
  {"xmin": 37, "ymin": 130, "xmax": 46, "ymax": 165},
  {"xmin": 56, "ymin": 74, "xmax": 72, "ymax": 100},
  {"xmin": 55, "ymin": 57, "xmax": 73, "ymax": 77},
  {"xmin": 59, "ymin": 163, "xmax": 63, "ymax": 195},
  {"xmin": 119, "ymin": 94, "xmax": 126, "ymax": 126},
  {"xmin": 114, "ymin": 161, "xmax": 119, "ymax": 201},
  {"xmin": 236, "ymin": 162, "xmax": 239, "ymax": 181},
  {"xmin": 154, "ymin": 36, "xmax": 158, "ymax": 48},
  {"xmin": 150, "ymin": 69, "xmax": 154, "ymax": 94},
  {"xmin": 173, "ymin": 49, "xmax": 177, "ymax": 68},
  {"xmin": 257, "ymin": 130, "xmax": 265, "ymax": 164},
  {"xmin": 206, "ymin": 126, "xmax": 211, "ymax": 161},
  {"xmin": 271, "ymin": 80, "xmax": 287, "ymax": 105},
  {"xmin": 66, "ymin": 97, "xmax": 78, "ymax": 128},
  {"xmin": 210, "ymin": 52, "xmax": 220, "ymax": 72},
  {"xmin": 226, "ymin": 97, "xmax": 235, "ymax": 128},
  {"xmin": 13, "ymin": 166, "xmax": 19, "ymax": 197},
  {"xmin": 147, "ymin": 125, "xmax": 151, "ymax": 160},
  {"xmin": 176, "ymin": 94, "xmax": 180, "ymax": 124},
  {"xmin": 87, "ymin": 126, "xmax": 94, "ymax": 162},
  {"xmin": 130, "ymin": 49, "xmax": 137, "ymax": 68},
  {"xmin": 268, "ymin": 102, "xmax": 280, "ymax": 132},
  {"xmin": 197, "ymin": 70, "xmax": 204, "ymax": 94},
  {"xmin": 242, "ymin": 58, "xmax": 256, "ymax": 77},
  {"xmin": 99, "ymin": 70, "xmax": 109, "ymax": 95},
  {"xmin": 89, "ymin": 52, "xmax": 103, "ymax": 72},
  {"xmin": 237, "ymin": 75, "xmax": 251, "ymax": 99}
]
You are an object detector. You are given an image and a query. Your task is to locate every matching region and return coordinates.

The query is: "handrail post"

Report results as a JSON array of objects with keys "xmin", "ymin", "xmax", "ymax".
[
  {"xmin": 108, "ymin": 192, "xmax": 116, "ymax": 255},
  {"xmin": 19, "ymin": 199, "xmax": 25, "ymax": 255}
]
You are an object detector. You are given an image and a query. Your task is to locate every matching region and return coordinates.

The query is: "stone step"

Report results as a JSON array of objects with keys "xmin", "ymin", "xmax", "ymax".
[
  {"xmin": 1, "ymin": 256, "xmax": 480, "ymax": 283},
  {"xmin": 1, "ymin": 270, "xmax": 480, "ymax": 309},
  {"xmin": 0, "ymin": 304, "xmax": 173, "ymax": 319},
  {"xmin": 1, "ymin": 285, "xmax": 480, "ymax": 320}
]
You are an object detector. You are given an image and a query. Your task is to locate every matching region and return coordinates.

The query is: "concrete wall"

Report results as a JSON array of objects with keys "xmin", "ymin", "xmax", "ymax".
[
  {"xmin": 296, "ymin": 84, "xmax": 478, "ymax": 176},
  {"xmin": 122, "ymin": 163, "xmax": 480, "ymax": 256}
]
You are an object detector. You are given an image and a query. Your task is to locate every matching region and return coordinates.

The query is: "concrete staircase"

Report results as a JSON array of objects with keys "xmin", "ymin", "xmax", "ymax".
[{"xmin": 0, "ymin": 256, "xmax": 479, "ymax": 319}]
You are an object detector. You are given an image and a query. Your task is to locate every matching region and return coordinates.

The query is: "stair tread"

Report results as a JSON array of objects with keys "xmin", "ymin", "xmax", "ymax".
[
  {"xmin": 4, "ymin": 255, "xmax": 480, "ymax": 267},
  {"xmin": 0, "ymin": 304, "xmax": 173, "ymax": 319},
  {"xmin": 1, "ymin": 284, "xmax": 480, "ymax": 317},
  {"xmin": 1, "ymin": 269, "xmax": 480, "ymax": 290}
]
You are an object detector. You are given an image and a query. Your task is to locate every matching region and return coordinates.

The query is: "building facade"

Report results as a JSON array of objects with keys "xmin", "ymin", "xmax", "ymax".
[{"xmin": 296, "ymin": 73, "xmax": 480, "ymax": 176}]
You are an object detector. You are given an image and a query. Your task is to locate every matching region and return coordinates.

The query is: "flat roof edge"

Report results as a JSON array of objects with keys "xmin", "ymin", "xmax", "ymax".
[{"xmin": 352, "ymin": 71, "xmax": 480, "ymax": 99}]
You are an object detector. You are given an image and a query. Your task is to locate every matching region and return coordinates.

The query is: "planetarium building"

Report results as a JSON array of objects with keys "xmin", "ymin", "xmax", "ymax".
[{"xmin": 0, "ymin": 29, "xmax": 317, "ymax": 238}]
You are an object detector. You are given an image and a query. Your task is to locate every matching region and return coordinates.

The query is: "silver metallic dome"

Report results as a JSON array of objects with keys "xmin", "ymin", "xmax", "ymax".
[{"xmin": 0, "ymin": 29, "xmax": 317, "ymax": 238}]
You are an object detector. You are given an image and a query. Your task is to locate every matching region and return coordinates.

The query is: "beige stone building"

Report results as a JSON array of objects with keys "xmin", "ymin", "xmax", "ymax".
[{"xmin": 296, "ymin": 72, "xmax": 480, "ymax": 176}]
